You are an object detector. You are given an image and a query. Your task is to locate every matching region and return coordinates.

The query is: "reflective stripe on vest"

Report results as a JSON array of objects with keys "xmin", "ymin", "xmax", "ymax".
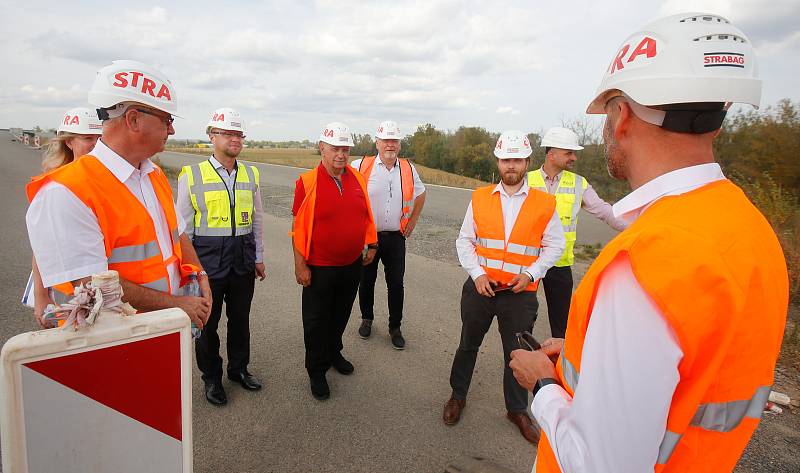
[
  {"xmin": 108, "ymin": 239, "xmax": 161, "ymax": 264},
  {"xmin": 527, "ymin": 169, "xmax": 587, "ymax": 266},
  {"xmin": 358, "ymin": 156, "xmax": 416, "ymax": 232},
  {"xmin": 181, "ymin": 160, "xmax": 259, "ymax": 237}
]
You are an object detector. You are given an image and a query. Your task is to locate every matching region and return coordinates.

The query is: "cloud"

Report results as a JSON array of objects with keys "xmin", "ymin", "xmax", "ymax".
[
  {"xmin": 496, "ymin": 106, "xmax": 520, "ymax": 115},
  {"xmin": 17, "ymin": 84, "xmax": 84, "ymax": 106},
  {"xmin": 124, "ymin": 6, "xmax": 168, "ymax": 25}
]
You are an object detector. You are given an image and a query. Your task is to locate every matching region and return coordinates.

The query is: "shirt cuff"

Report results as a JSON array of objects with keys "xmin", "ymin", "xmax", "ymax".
[
  {"xmin": 525, "ymin": 264, "xmax": 546, "ymax": 282},
  {"xmin": 531, "ymin": 383, "xmax": 571, "ymax": 425},
  {"xmin": 468, "ymin": 267, "xmax": 487, "ymax": 281}
]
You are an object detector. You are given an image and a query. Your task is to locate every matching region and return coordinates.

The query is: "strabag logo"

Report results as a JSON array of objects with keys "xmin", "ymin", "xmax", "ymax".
[{"xmin": 703, "ymin": 52, "xmax": 745, "ymax": 68}]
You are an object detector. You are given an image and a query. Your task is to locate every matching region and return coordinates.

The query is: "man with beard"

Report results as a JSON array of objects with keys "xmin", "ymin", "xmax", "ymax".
[
  {"xmin": 351, "ymin": 120, "xmax": 427, "ymax": 349},
  {"xmin": 291, "ymin": 122, "xmax": 377, "ymax": 400},
  {"xmin": 527, "ymin": 127, "xmax": 627, "ymax": 339},
  {"xmin": 26, "ymin": 59, "xmax": 212, "ymax": 333},
  {"xmin": 443, "ymin": 130, "xmax": 565, "ymax": 444},
  {"xmin": 177, "ymin": 108, "xmax": 266, "ymax": 406},
  {"xmin": 510, "ymin": 13, "xmax": 788, "ymax": 472}
]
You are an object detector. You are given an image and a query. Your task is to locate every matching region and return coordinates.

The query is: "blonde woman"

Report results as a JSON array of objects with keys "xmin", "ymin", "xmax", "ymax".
[{"xmin": 23, "ymin": 107, "xmax": 102, "ymax": 326}]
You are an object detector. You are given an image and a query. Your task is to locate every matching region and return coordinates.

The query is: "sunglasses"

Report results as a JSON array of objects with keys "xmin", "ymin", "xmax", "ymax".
[{"xmin": 515, "ymin": 331, "xmax": 541, "ymax": 351}]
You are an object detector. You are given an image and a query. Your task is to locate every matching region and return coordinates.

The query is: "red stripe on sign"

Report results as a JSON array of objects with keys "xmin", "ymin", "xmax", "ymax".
[{"xmin": 25, "ymin": 332, "xmax": 182, "ymax": 440}]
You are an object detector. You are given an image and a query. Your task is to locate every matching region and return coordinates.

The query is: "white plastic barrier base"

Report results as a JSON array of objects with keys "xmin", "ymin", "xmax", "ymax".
[{"xmin": 1, "ymin": 308, "xmax": 194, "ymax": 473}]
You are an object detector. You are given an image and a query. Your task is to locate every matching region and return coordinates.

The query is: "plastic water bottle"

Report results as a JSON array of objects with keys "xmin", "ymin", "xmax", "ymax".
[{"xmin": 184, "ymin": 273, "xmax": 203, "ymax": 339}]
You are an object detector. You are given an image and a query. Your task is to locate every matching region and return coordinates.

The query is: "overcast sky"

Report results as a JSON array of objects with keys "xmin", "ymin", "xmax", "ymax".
[{"xmin": 1, "ymin": 0, "xmax": 798, "ymax": 140}]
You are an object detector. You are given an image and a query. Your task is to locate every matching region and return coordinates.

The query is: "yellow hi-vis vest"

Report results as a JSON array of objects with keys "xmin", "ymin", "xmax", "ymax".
[
  {"xmin": 527, "ymin": 169, "xmax": 588, "ymax": 267},
  {"xmin": 179, "ymin": 159, "xmax": 260, "ymax": 237}
]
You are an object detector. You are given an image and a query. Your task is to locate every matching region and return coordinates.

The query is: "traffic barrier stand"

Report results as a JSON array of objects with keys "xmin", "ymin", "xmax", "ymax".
[{"xmin": 1, "ymin": 271, "xmax": 194, "ymax": 472}]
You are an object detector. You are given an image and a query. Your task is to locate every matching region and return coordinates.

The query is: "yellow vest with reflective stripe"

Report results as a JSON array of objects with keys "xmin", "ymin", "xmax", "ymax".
[
  {"xmin": 527, "ymin": 169, "xmax": 588, "ymax": 267},
  {"xmin": 179, "ymin": 159, "xmax": 260, "ymax": 237}
]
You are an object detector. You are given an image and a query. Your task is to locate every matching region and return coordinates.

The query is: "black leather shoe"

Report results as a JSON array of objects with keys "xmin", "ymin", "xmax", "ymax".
[
  {"xmin": 389, "ymin": 328, "xmax": 406, "ymax": 350},
  {"xmin": 358, "ymin": 319, "xmax": 372, "ymax": 339},
  {"xmin": 332, "ymin": 355, "xmax": 354, "ymax": 375},
  {"xmin": 228, "ymin": 372, "xmax": 262, "ymax": 391},
  {"xmin": 205, "ymin": 381, "xmax": 227, "ymax": 406},
  {"xmin": 310, "ymin": 373, "xmax": 330, "ymax": 400}
]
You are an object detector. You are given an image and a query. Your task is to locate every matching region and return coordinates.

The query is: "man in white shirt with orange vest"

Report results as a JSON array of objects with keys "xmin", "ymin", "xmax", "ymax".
[
  {"xmin": 443, "ymin": 130, "xmax": 565, "ymax": 445},
  {"xmin": 351, "ymin": 120, "xmax": 426, "ymax": 349},
  {"xmin": 509, "ymin": 13, "xmax": 788, "ymax": 472},
  {"xmin": 26, "ymin": 60, "xmax": 212, "ymax": 330}
]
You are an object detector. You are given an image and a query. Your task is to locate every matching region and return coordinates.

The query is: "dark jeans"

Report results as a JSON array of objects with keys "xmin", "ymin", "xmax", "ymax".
[
  {"xmin": 196, "ymin": 270, "xmax": 256, "ymax": 383},
  {"xmin": 449, "ymin": 277, "xmax": 539, "ymax": 413},
  {"xmin": 358, "ymin": 231, "xmax": 406, "ymax": 329},
  {"xmin": 542, "ymin": 266, "xmax": 573, "ymax": 339},
  {"xmin": 302, "ymin": 258, "xmax": 362, "ymax": 375}
]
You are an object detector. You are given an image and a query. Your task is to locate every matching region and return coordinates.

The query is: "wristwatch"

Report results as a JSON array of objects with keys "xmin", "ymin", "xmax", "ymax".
[
  {"xmin": 198, "ymin": 270, "xmax": 208, "ymax": 279},
  {"xmin": 367, "ymin": 244, "xmax": 379, "ymax": 250},
  {"xmin": 532, "ymin": 377, "xmax": 559, "ymax": 398},
  {"xmin": 523, "ymin": 270, "xmax": 535, "ymax": 282}
]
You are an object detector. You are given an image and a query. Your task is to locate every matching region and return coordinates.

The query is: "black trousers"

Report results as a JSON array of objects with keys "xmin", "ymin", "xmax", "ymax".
[
  {"xmin": 358, "ymin": 231, "xmax": 406, "ymax": 329},
  {"xmin": 449, "ymin": 278, "xmax": 539, "ymax": 413},
  {"xmin": 302, "ymin": 259, "xmax": 362, "ymax": 375},
  {"xmin": 541, "ymin": 266, "xmax": 573, "ymax": 339},
  {"xmin": 195, "ymin": 270, "xmax": 256, "ymax": 383}
]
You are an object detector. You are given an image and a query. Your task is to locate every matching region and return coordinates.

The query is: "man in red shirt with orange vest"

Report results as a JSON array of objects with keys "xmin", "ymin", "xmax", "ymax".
[
  {"xmin": 443, "ymin": 130, "xmax": 565, "ymax": 444},
  {"xmin": 351, "ymin": 120, "xmax": 426, "ymax": 349},
  {"xmin": 291, "ymin": 122, "xmax": 378, "ymax": 401},
  {"xmin": 26, "ymin": 60, "xmax": 212, "ymax": 330},
  {"xmin": 509, "ymin": 13, "xmax": 789, "ymax": 472}
]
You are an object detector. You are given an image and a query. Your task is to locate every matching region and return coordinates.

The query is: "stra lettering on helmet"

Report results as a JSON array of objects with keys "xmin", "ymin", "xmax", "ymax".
[
  {"xmin": 703, "ymin": 52, "xmax": 745, "ymax": 68},
  {"xmin": 213, "ymin": 113, "xmax": 225, "ymax": 122},
  {"xmin": 496, "ymin": 139, "xmax": 503, "ymax": 150},
  {"xmin": 64, "ymin": 115, "xmax": 80, "ymax": 125},
  {"xmin": 324, "ymin": 129, "xmax": 334, "ymax": 138},
  {"xmin": 111, "ymin": 71, "xmax": 173, "ymax": 102},
  {"xmin": 608, "ymin": 36, "xmax": 659, "ymax": 75}
]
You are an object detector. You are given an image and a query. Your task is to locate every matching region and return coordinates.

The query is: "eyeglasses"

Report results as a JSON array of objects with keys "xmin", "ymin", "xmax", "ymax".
[
  {"xmin": 515, "ymin": 331, "xmax": 541, "ymax": 351},
  {"xmin": 209, "ymin": 131, "xmax": 246, "ymax": 140},
  {"xmin": 135, "ymin": 108, "xmax": 174, "ymax": 127}
]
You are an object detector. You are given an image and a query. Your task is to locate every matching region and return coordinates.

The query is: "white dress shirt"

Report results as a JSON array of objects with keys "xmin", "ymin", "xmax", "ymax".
[
  {"xmin": 456, "ymin": 182, "xmax": 566, "ymax": 282},
  {"xmin": 176, "ymin": 156, "xmax": 265, "ymax": 263},
  {"xmin": 531, "ymin": 163, "xmax": 726, "ymax": 472},
  {"xmin": 26, "ymin": 139, "xmax": 185, "ymax": 294},
  {"xmin": 350, "ymin": 156, "xmax": 426, "ymax": 232}
]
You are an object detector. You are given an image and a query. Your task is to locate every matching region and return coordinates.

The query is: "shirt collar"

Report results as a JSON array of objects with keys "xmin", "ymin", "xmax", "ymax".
[
  {"xmin": 90, "ymin": 139, "xmax": 155, "ymax": 183},
  {"xmin": 375, "ymin": 155, "xmax": 398, "ymax": 170},
  {"xmin": 539, "ymin": 166, "xmax": 561, "ymax": 181},
  {"xmin": 493, "ymin": 181, "xmax": 530, "ymax": 197},
  {"xmin": 612, "ymin": 163, "xmax": 725, "ymax": 222},
  {"xmin": 209, "ymin": 155, "xmax": 237, "ymax": 173}
]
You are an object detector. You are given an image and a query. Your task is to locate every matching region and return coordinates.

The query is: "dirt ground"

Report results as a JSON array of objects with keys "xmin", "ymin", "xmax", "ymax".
[{"xmin": 736, "ymin": 304, "xmax": 800, "ymax": 472}]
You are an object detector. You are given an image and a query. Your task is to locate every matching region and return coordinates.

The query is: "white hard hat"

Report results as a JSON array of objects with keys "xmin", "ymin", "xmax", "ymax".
[
  {"xmin": 494, "ymin": 130, "xmax": 533, "ymax": 159},
  {"xmin": 57, "ymin": 107, "xmax": 103, "ymax": 135},
  {"xmin": 541, "ymin": 127, "xmax": 583, "ymax": 151},
  {"xmin": 89, "ymin": 60, "xmax": 179, "ymax": 117},
  {"xmin": 319, "ymin": 122, "xmax": 354, "ymax": 147},
  {"xmin": 206, "ymin": 108, "xmax": 245, "ymax": 134},
  {"xmin": 375, "ymin": 120, "xmax": 403, "ymax": 140},
  {"xmin": 587, "ymin": 12, "xmax": 761, "ymax": 115}
]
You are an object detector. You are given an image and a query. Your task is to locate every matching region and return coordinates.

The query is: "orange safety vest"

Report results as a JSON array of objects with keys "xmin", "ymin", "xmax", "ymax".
[
  {"xmin": 358, "ymin": 156, "xmax": 416, "ymax": 233},
  {"xmin": 535, "ymin": 180, "xmax": 788, "ymax": 472},
  {"xmin": 471, "ymin": 185, "xmax": 556, "ymax": 291},
  {"xmin": 27, "ymin": 156, "xmax": 185, "ymax": 294},
  {"xmin": 291, "ymin": 166, "xmax": 378, "ymax": 260}
]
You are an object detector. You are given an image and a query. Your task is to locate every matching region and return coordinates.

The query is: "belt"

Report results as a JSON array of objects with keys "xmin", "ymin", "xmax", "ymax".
[{"xmin": 378, "ymin": 231, "xmax": 402, "ymax": 236}]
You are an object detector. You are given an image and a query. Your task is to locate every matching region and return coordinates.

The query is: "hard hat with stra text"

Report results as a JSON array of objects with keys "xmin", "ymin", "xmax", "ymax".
[
  {"xmin": 319, "ymin": 122, "xmax": 355, "ymax": 147},
  {"xmin": 206, "ymin": 108, "xmax": 245, "ymax": 134},
  {"xmin": 88, "ymin": 60, "xmax": 179, "ymax": 117},
  {"xmin": 375, "ymin": 120, "xmax": 403, "ymax": 140},
  {"xmin": 494, "ymin": 130, "xmax": 532, "ymax": 159},
  {"xmin": 541, "ymin": 127, "xmax": 583, "ymax": 150},
  {"xmin": 587, "ymin": 12, "xmax": 761, "ymax": 114},
  {"xmin": 57, "ymin": 107, "xmax": 103, "ymax": 135}
]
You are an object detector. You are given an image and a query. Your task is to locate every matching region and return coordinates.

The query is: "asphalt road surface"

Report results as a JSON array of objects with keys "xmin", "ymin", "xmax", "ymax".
[{"xmin": 0, "ymin": 138, "xmax": 620, "ymax": 473}]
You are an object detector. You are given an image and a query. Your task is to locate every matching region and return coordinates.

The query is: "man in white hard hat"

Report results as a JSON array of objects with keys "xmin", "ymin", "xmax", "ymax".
[
  {"xmin": 176, "ymin": 108, "xmax": 266, "ymax": 406},
  {"xmin": 510, "ymin": 13, "xmax": 788, "ymax": 472},
  {"xmin": 291, "ymin": 122, "xmax": 377, "ymax": 400},
  {"xmin": 443, "ymin": 130, "xmax": 565, "ymax": 444},
  {"xmin": 527, "ymin": 127, "xmax": 627, "ymax": 339},
  {"xmin": 351, "ymin": 120, "xmax": 426, "ymax": 349},
  {"xmin": 26, "ymin": 60, "xmax": 212, "ymax": 334}
]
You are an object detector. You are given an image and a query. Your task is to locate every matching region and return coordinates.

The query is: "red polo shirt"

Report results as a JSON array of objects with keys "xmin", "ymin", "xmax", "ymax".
[{"xmin": 292, "ymin": 164, "xmax": 370, "ymax": 266}]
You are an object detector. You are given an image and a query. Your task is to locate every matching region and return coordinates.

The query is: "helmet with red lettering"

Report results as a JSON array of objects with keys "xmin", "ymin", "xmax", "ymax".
[
  {"xmin": 375, "ymin": 120, "xmax": 403, "ymax": 140},
  {"xmin": 319, "ymin": 122, "xmax": 355, "ymax": 147},
  {"xmin": 206, "ymin": 108, "xmax": 245, "ymax": 134},
  {"xmin": 57, "ymin": 107, "xmax": 103, "ymax": 135},
  {"xmin": 587, "ymin": 12, "xmax": 761, "ymax": 119},
  {"xmin": 88, "ymin": 60, "xmax": 179, "ymax": 118},
  {"xmin": 494, "ymin": 130, "xmax": 533, "ymax": 159}
]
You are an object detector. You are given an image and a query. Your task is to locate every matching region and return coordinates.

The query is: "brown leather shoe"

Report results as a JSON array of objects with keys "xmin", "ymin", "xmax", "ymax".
[
  {"xmin": 443, "ymin": 397, "xmax": 466, "ymax": 425},
  {"xmin": 506, "ymin": 412, "xmax": 540, "ymax": 444}
]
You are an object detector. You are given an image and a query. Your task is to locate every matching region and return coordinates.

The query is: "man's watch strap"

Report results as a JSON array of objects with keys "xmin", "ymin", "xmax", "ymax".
[
  {"xmin": 367, "ymin": 243, "xmax": 379, "ymax": 249},
  {"xmin": 198, "ymin": 270, "xmax": 208, "ymax": 278},
  {"xmin": 532, "ymin": 377, "xmax": 559, "ymax": 398}
]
